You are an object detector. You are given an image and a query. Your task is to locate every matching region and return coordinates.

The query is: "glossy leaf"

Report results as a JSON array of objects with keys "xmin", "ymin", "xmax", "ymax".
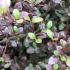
[
  {"xmin": 60, "ymin": 56, "xmax": 66, "ymax": 62},
  {"xmin": 53, "ymin": 64, "xmax": 58, "ymax": 70},
  {"xmin": 53, "ymin": 50, "xmax": 59, "ymax": 56},
  {"xmin": 12, "ymin": 9, "xmax": 20, "ymax": 20},
  {"xmin": 35, "ymin": 38, "xmax": 42, "ymax": 43},
  {"xmin": 46, "ymin": 29, "xmax": 53, "ymax": 39},
  {"xmin": 13, "ymin": 26, "xmax": 18, "ymax": 32},
  {"xmin": 28, "ymin": 32, "xmax": 36, "ymax": 39},
  {"xmin": 24, "ymin": 16, "xmax": 31, "ymax": 21},
  {"xmin": 47, "ymin": 20, "xmax": 53, "ymax": 29},
  {"xmin": 32, "ymin": 16, "xmax": 43, "ymax": 23}
]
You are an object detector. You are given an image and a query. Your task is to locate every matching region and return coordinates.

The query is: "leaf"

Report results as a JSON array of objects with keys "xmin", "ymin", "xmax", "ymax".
[
  {"xmin": 20, "ymin": 11, "xmax": 29, "ymax": 19},
  {"xmin": 16, "ymin": 19, "xmax": 23, "ymax": 24},
  {"xmin": 13, "ymin": 26, "xmax": 18, "ymax": 32},
  {"xmin": 55, "ymin": 10, "xmax": 62, "ymax": 18},
  {"xmin": 32, "ymin": 16, "xmax": 43, "ymax": 23},
  {"xmin": 53, "ymin": 64, "xmax": 59, "ymax": 70},
  {"xmin": 66, "ymin": 57, "xmax": 70, "ymax": 66},
  {"xmin": 41, "ymin": 29, "xmax": 47, "ymax": 33},
  {"xmin": 32, "ymin": 42, "xmax": 37, "ymax": 48},
  {"xmin": 28, "ymin": 32, "xmax": 36, "ymax": 39},
  {"xmin": 35, "ymin": 38, "xmax": 42, "ymax": 43},
  {"xmin": 53, "ymin": 50, "xmax": 59, "ymax": 56},
  {"xmin": 46, "ymin": 29, "xmax": 53, "ymax": 39},
  {"xmin": 59, "ymin": 23, "xmax": 65, "ymax": 30},
  {"xmin": 12, "ymin": 9, "xmax": 20, "ymax": 20},
  {"xmin": 47, "ymin": 20, "xmax": 53, "ymax": 29},
  {"xmin": 24, "ymin": 16, "xmax": 31, "ymax": 21},
  {"xmin": 60, "ymin": 56, "xmax": 66, "ymax": 62}
]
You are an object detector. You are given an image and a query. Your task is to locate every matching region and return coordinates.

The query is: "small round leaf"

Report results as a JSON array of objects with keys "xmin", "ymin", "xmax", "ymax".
[
  {"xmin": 13, "ymin": 26, "xmax": 18, "ymax": 32},
  {"xmin": 12, "ymin": 9, "xmax": 20, "ymax": 20},
  {"xmin": 28, "ymin": 32, "xmax": 36, "ymax": 39},
  {"xmin": 53, "ymin": 50, "xmax": 59, "ymax": 56},
  {"xmin": 60, "ymin": 56, "xmax": 66, "ymax": 62},
  {"xmin": 53, "ymin": 64, "xmax": 58, "ymax": 70},
  {"xmin": 35, "ymin": 38, "xmax": 42, "ymax": 43}
]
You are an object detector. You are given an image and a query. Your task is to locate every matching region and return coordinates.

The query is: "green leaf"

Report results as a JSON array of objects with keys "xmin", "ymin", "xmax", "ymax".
[
  {"xmin": 32, "ymin": 16, "xmax": 43, "ymax": 23},
  {"xmin": 60, "ymin": 56, "xmax": 66, "ymax": 62},
  {"xmin": 41, "ymin": 29, "xmax": 47, "ymax": 33},
  {"xmin": 35, "ymin": 38, "xmax": 42, "ymax": 43},
  {"xmin": 66, "ymin": 57, "xmax": 70, "ymax": 66},
  {"xmin": 32, "ymin": 42, "xmax": 37, "ymax": 48},
  {"xmin": 24, "ymin": 16, "xmax": 30, "ymax": 21},
  {"xmin": 59, "ymin": 23, "xmax": 65, "ymax": 30},
  {"xmin": 13, "ymin": 26, "xmax": 18, "ymax": 32},
  {"xmin": 28, "ymin": 32, "xmax": 36, "ymax": 39},
  {"xmin": 47, "ymin": 20, "xmax": 53, "ymax": 29},
  {"xmin": 53, "ymin": 50, "xmax": 59, "ymax": 56},
  {"xmin": 12, "ymin": 9, "xmax": 20, "ymax": 20},
  {"xmin": 53, "ymin": 64, "xmax": 58, "ymax": 70},
  {"xmin": 46, "ymin": 29, "xmax": 53, "ymax": 39}
]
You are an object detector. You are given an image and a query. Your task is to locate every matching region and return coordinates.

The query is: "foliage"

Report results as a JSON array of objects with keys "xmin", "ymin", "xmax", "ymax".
[{"xmin": 0, "ymin": 0, "xmax": 70, "ymax": 70}]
